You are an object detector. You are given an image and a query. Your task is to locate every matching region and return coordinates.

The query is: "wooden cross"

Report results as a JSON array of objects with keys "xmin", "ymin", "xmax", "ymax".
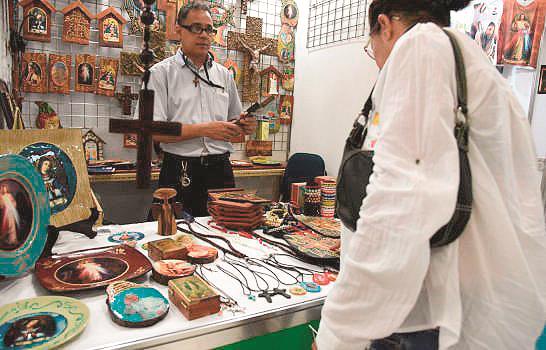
[
  {"xmin": 227, "ymin": 17, "xmax": 277, "ymax": 102},
  {"xmin": 115, "ymin": 85, "xmax": 139, "ymax": 115}
]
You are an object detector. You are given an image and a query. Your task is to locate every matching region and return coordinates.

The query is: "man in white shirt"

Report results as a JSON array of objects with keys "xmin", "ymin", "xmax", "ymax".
[
  {"xmin": 315, "ymin": 0, "xmax": 546, "ymax": 349},
  {"xmin": 139, "ymin": 2, "xmax": 256, "ymax": 216}
]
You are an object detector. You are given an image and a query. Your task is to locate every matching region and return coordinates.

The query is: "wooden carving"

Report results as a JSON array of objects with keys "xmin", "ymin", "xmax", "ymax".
[
  {"xmin": 19, "ymin": 0, "xmax": 56, "ymax": 42},
  {"xmin": 61, "ymin": 1, "xmax": 95, "ymax": 45},
  {"xmin": 227, "ymin": 17, "xmax": 277, "ymax": 102},
  {"xmin": 278, "ymin": 24, "xmax": 295, "ymax": 63},
  {"xmin": 120, "ymin": 31, "xmax": 167, "ymax": 76},
  {"xmin": 259, "ymin": 66, "xmax": 282, "ymax": 98},
  {"xmin": 156, "ymin": 0, "xmax": 178, "ymax": 41},
  {"xmin": 151, "ymin": 188, "xmax": 183, "ymax": 236},
  {"xmin": 75, "ymin": 54, "xmax": 96, "ymax": 93},
  {"xmin": 115, "ymin": 86, "xmax": 139, "ymax": 115},
  {"xmin": 82, "ymin": 129, "xmax": 106, "ymax": 161},
  {"xmin": 48, "ymin": 54, "xmax": 71, "ymax": 94},
  {"xmin": 282, "ymin": 65, "xmax": 294, "ymax": 91},
  {"xmin": 97, "ymin": 7, "xmax": 127, "ymax": 48},
  {"xmin": 279, "ymin": 95, "xmax": 293, "ymax": 124},
  {"xmin": 246, "ymin": 140, "xmax": 273, "ymax": 157},
  {"xmin": 22, "ymin": 52, "xmax": 47, "ymax": 93},
  {"xmin": 96, "ymin": 57, "xmax": 119, "ymax": 97}
]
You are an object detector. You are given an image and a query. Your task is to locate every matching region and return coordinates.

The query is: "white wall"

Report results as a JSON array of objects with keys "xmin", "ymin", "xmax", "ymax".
[{"xmin": 290, "ymin": 0, "xmax": 378, "ymax": 176}]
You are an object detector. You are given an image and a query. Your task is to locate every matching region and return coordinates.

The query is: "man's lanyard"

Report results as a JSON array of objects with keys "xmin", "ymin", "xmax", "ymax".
[{"xmin": 180, "ymin": 51, "xmax": 225, "ymax": 91}]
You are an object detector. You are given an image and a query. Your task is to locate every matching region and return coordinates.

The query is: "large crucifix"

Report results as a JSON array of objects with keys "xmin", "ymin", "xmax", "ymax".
[
  {"xmin": 227, "ymin": 17, "xmax": 277, "ymax": 102},
  {"xmin": 110, "ymin": 0, "xmax": 181, "ymax": 189}
]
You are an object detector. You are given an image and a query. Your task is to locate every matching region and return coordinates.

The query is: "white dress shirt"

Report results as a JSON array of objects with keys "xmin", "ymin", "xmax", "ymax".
[
  {"xmin": 316, "ymin": 23, "xmax": 546, "ymax": 350},
  {"xmin": 136, "ymin": 49, "xmax": 243, "ymax": 157}
]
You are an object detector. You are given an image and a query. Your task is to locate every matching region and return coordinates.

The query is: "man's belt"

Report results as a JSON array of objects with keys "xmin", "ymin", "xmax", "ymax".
[{"xmin": 165, "ymin": 152, "xmax": 230, "ymax": 166}]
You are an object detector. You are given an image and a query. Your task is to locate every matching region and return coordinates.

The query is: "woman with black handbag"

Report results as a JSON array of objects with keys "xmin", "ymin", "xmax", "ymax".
[{"xmin": 314, "ymin": 1, "xmax": 546, "ymax": 349}]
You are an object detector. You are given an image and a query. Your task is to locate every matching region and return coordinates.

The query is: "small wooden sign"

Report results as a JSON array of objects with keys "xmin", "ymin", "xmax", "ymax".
[
  {"xmin": 48, "ymin": 54, "xmax": 71, "ymax": 94},
  {"xmin": 19, "ymin": 0, "xmax": 56, "ymax": 42},
  {"xmin": 22, "ymin": 52, "xmax": 47, "ymax": 93},
  {"xmin": 75, "ymin": 54, "xmax": 96, "ymax": 93},
  {"xmin": 97, "ymin": 7, "xmax": 127, "ymax": 48},
  {"xmin": 61, "ymin": 1, "xmax": 95, "ymax": 45},
  {"xmin": 96, "ymin": 57, "xmax": 119, "ymax": 97}
]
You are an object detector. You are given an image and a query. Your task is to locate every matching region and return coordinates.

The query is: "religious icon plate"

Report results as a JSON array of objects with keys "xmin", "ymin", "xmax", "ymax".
[
  {"xmin": 75, "ymin": 54, "xmax": 96, "ymax": 93},
  {"xmin": 48, "ymin": 54, "xmax": 71, "ymax": 94},
  {"xmin": 22, "ymin": 52, "xmax": 47, "ymax": 94},
  {"xmin": 35, "ymin": 245, "xmax": 152, "ymax": 292},
  {"xmin": 107, "ymin": 231, "xmax": 145, "ymax": 244},
  {"xmin": 280, "ymin": 0, "xmax": 299, "ymax": 28},
  {"xmin": 0, "ymin": 296, "xmax": 89, "ymax": 350},
  {"xmin": 106, "ymin": 281, "xmax": 169, "ymax": 327},
  {"xmin": 96, "ymin": 57, "xmax": 120, "ymax": 97},
  {"xmin": 0, "ymin": 154, "xmax": 49, "ymax": 277}
]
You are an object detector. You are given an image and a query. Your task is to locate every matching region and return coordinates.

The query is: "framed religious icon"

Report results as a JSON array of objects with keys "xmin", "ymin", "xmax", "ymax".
[
  {"xmin": 278, "ymin": 24, "xmax": 295, "ymax": 63},
  {"xmin": 96, "ymin": 57, "xmax": 119, "ymax": 97},
  {"xmin": 123, "ymin": 134, "xmax": 137, "ymax": 148},
  {"xmin": 0, "ymin": 129, "xmax": 96, "ymax": 228},
  {"xmin": 281, "ymin": 0, "xmax": 299, "ymax": 28},
  {"xmin": 0, "ymin": 154, "xmax": 49, "ymax": 277},
  {"xmin": 22, "ymin": 52, "xmax": 47, "ymax": 93},
  {"xmin": 75, "ymin": 54, "xmax": 96, "ymax": 93},
  {"xmin": 538, "ymin": 65, "xmax": 546, "ymax": 94},
  {"xmin": 82, "ymin": 129, "xmax": 106, "ymax": 162},
  {"xmin": 0, "ymin": 296, "xmax": 89, "ymax": 349},
  {"xmin": 260, "ymin": 66, "xmax": 282, "ymax": 98},
  {"xmin": 224, "ymin": 59, "xmax": 241, "ymax": 86},
  {"xmin": 61, "ymin": 1, "xmax": 95, "ymax": 45},
  {"xmin": 279, "ymin": 95, "xmax": 294, "ymax": 124},
  {"xmin": 282, "ymin": 66, "xmax": 294, "ymax": 91},
  {"xmin": 48, "ymin": 54, "xmax": 71, "ymax": 94},
  {"xmin": 35, "ymin": 245, "xmax": 152, "ymax": 292},
  {"xmin": 18, "ymin": 0, "xmax": 56, "ymax": 42},
  {"xmin": 97, "ymin": 7, "xmax": 127, "ymax": 48}
]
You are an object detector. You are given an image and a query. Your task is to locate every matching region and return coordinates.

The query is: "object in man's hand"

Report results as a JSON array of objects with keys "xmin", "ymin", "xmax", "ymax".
[
  {"xmin": 168, "ymin": 275, "xmax": 221, "ymax": 320},
  {"xmin": 148, "ymin": 238, "xmax": 189, "ymax": 261},
  {"xmin": 106, "ymin": 281, "xmax": 169, "ymax": 327},
  {"xmin": 151, "ymin": 188, "xmax": 182, "ymax": 236},
  {"xmin": 187, "ymin": 245, "xmax": 218, "ymax": 264},
  {"xmin": 152, "ymin": 259, "xmax": 195, "ymax": 285}
]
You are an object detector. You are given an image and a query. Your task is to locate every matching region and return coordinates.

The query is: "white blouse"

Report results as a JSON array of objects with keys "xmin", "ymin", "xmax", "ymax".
[{"xmin": 316, "ymin": 23, "xmax": 546, "ymax": 350}]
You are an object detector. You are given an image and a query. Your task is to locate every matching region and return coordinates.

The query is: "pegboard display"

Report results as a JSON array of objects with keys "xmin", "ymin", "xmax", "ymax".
[
  {"xmin": 13, "ymin": 0, "xmax": 294, "ymax": 161},
  {"xmin": 307, "ymin": 0, "xmax": 367, "ymax": 49}
]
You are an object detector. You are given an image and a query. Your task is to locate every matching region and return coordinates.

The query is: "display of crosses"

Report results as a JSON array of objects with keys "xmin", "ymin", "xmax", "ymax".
[{"xmin": 115, "ymin": 85, "xmax": 139, "ymax": 115}]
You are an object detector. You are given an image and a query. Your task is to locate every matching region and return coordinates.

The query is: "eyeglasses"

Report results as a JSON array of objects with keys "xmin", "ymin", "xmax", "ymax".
[
  {"xmin": 179, "ymin": 23, "xmax": 217, "ymax": 35},
  {"xmin": 364, "ymin": 15, "xmax": 402, "ymax": 61}
]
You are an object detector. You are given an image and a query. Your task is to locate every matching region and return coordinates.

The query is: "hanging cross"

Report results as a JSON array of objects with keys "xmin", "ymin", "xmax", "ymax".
[
  {"xmin": 193, "ymin": 76, "xmax": 199, "ymax": 87},
  {"xmin": 109, "ymin": 0, "xmax": 181, "ymax": 189},
  {"xmin": 227, "ymin": 17, "xmax": 276, "ymax": 102},
  {"xmin": 115, "ymin": 85, "xmax": 139, "ymax": 115}
]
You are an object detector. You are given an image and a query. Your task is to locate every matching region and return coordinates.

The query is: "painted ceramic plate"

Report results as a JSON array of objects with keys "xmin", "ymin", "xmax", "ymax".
[
  {"xmin": 108, "ymin": 231, "xmax": 145, "ymax": 243},
  {"xmin": 0, "ymin": 154, "xmax": 50, "ymax": 277},
  {"xmin": 35, "ymin": 245, "xmax": 152, "ymax": 292},
  {"xmin": 0, "ymin": 296, "xmax": 89, "ymax": 349},
  {"xmin": 19, "ymin": 142, "xmax": 77, "ymax": 215}
]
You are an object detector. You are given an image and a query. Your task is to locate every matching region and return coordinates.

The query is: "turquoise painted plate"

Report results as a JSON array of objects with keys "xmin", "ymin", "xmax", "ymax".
[
  {"xmin": 0, "ymin": 296, "xmax": 89, "ymax": 349},
  {"xmin": 108, "ymin": 231, "xmax": 145, "ymax": 243},
  {"xmin": 0, "ymin": 154, "xmax": 50, "ymax": 276},
  {"xmin": 108, "ymin": 282, "xmax": 169, "ymax": 327}
]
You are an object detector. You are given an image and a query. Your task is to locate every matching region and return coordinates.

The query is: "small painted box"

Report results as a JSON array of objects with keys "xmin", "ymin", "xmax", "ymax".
[
  {"xmin": 148, "ymin": 238, "xmax": 188, "ymax": 262},
  {"xmin": 290, "ymin": 182, "xmax": 306, "ymax": 207},
  {"xmin": 168, "ymin": 275, "xmax": 221, "ymax": 320}
]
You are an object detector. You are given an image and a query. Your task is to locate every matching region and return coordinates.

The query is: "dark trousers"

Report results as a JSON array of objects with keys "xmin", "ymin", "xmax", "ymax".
[
  {"xmin": 369, "ymin": 329, "xmax": 439, "ymax": 350},
  {"xmin": 157, "ymin": 152, "xmax": 235, "ymax": 217}
]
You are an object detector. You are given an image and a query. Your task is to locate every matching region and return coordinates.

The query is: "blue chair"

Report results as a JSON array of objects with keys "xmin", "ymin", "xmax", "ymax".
[{"xmin": 280, "ymin": 153, "xmax": 326, "ymax": 202}]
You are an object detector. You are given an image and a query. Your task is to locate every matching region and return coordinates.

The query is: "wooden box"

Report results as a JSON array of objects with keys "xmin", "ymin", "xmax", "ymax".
[
  {"xmin": 168, "ymin": 275, "xmax": 221, "ymax": 320},
  {"xmin": 148, "ymin": 238, "xmax": 188, "ymax": 261}
]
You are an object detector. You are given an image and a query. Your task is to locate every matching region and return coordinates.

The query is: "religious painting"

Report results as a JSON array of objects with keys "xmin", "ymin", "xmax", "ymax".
[
  {"xmin": 22, "ymin": 52, "xmax": 47, "ymax": 93},
  {"xmin": 48, "ymin": 54, "xmax": 71, "ymax": 94},
  {"xmin": 0, "ymin": 129, "xmax": 96, "ymax": 227},
  {"xmin": 96, "ymin": 57, "xmax": 119, "ymax": 97},
  {"xmin": 498, "ymin": 0, "xmax": 546, "ymax": 68},
  {"xmin": 0, "ymin": 179, "xmax": 33, "ymax": 251},
  {"xmin": 223, "ymin": 60, "xmax": 241, "ymax": 87},
  {"xmin": 35, "ymin": 245, "xmax": 152, "ymax": 292},
  {"xmin": 61, "ymin": 1, "xmax": 95, "ymax": 45},
  {"xmin": 279, "ymin": 95, "xmax": 293, "ymax": 124},
  {"xmin": 97, "ymin": 7, "xmax": 127, "ymax": 48},
  {"xmin": 19, "ymin": 0, "xmax": 56, "ymax": 42},
  {"xmin": 1, "ymin": 313, "xmax": 67, "ymax": 348},
  {"xmin": 75, "ymin": 54, "xmax": 96, "ymax": 93},
  {"xmin": 123, "ymin": 134, "xmax": 137, "ymax": 148},
  {"xmin": 281, "ymin": 0, "xmax": 299, "ymax": 28},
  {"xmin": 171, "ymin": 275, "xmax": 218, "ymax": 302},
  {"xmin": 282, "ymin": 66, "xmax": 295, "ymax": 91},
  {"xmin": 277, "ymin": 24, "xmax": 295, "ymax": 63},
  {"xmin": 260, "ymin": 66, "xmax": 282, "ymax": 98},
  {"xmin": 538, "ymin": 65, "xmax": 546, "ymax": 94},
  {"xmin": 82, "ymin": 129, "xmax": 106, "ymax": 161}
]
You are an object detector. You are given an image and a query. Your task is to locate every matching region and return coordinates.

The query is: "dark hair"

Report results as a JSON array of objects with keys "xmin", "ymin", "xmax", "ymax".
[
  {"xmin": 177, "ymin": 1, "xmax": 212, "ymax": 26},
  {"xmin": 368, "ymin": 0, "xmax": 471, "ymax": 33}
]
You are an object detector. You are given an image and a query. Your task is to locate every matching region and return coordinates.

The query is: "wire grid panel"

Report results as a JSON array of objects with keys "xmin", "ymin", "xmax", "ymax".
[
  {"xmin": 14, "ymin": 0, "xmax": 292, "ymax": 161},
  {"xmin": 307, "ymin": 0, "xmax": 367, "ymax": 49}
]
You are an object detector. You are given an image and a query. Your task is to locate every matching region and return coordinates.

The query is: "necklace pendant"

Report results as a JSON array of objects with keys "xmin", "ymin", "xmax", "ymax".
[
  {"xmin": 181, "ymin": 175, "xmax": 191, "ymax": 188},
  {"xmin": 300, "ymin": 281, "xmax": 321, "ymax": 293},
  {"xmin": 193, "ymin": 76, "xmax": 199, "ymax": 87},
  {"xmin": 313, "ymin": 273, "xmax": 330, "ymax": 286},
  {"xmin": 289, "ymin": 285, "xmax": 307, "ymax": 296}
]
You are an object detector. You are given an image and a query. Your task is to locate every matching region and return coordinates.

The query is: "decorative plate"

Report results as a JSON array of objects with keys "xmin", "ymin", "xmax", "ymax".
[
  {"xmin": 108, "ymin": 231, "xmax": 145, "ymax": 243},
  {"xmin": 0, "ymin": 296, "xmax": 89, "ymax": 349},
  {"xmin": 280, "ymin": 0, "xmax": 299, "ymax": 27},
  {"xmin": 19, "ymin": 142, "xmax": 77, "ymax": 215},
  {"xmin": 293, "ymin": 215, "xmax": 341, "ymax": 238},
  {"xmin": 107, "ymin": 281, "xmax": 169, "ymax": 328},
  {"xmin": 35, "ymin": 245, "xmax": 152, "ymax": 292},
  {"xmin": 251, "ymin": 159, "xmax": 281, "ymax": 166},
  {"xmin": 0, "ymin": 154, "xmax": 50, "ymax": 277}
]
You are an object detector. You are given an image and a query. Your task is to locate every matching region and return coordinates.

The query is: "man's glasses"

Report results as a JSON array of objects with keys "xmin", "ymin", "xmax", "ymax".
[
  {"xmin": 180, "ymin": 23, "xmax": 217, "ymax": 35},
  {"xmin": 364, "ymin": 38, "xmax": 375, "ymax": 61}
]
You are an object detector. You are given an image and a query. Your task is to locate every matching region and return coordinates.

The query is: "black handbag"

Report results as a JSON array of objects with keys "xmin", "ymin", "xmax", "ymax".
[{"xmin": 336, "ymin": 29, "xmax": 472, "ymax": 248}]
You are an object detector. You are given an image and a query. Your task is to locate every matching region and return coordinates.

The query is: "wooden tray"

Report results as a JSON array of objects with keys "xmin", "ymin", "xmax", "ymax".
[{"xmin": 35, "ymin": 245, "xmax": 152, "ymax": 292}]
